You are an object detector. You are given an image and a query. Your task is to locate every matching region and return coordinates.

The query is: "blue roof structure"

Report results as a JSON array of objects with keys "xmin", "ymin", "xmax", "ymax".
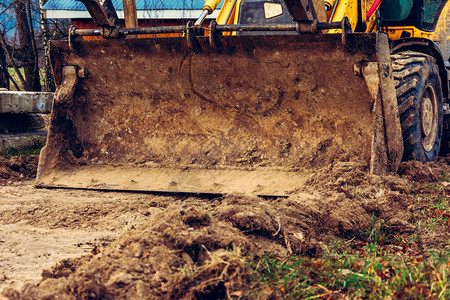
[
  {"xmin": 42, "ymin": 0, "xmax": 222, "ymax": 19},
  {"xmin": 42, "ymin": 0, "xmax": 214, "ymax": 11}
]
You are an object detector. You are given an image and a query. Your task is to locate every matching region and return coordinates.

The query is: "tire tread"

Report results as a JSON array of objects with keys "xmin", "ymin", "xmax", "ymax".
[{"xmin": 391, "ymin": 51, "xmax": 443, "ymax": 162}]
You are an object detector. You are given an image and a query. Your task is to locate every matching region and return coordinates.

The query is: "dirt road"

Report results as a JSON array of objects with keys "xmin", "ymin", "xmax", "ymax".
[{"xmin": 0, "ymin": 182, "xmax": 159, "ymax": 291}]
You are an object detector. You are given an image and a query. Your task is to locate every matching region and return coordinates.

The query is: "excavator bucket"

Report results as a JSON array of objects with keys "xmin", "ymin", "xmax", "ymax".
[{"xmin": 36, "ymin": 33, "xmax": 400, "ymax": 196}]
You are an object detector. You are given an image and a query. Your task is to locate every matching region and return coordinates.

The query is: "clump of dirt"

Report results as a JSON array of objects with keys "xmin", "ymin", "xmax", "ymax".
[
  {"xmin": 304, "ymin": 161, "xmax": 369, "ymax": 191},
  {"xmin": 0, "ymin": 155, "xmax": 38, "ymax": 185},
  {"xmin": 3, "ymin": 157, "xmax": 450, "ymax": 299},
  {"xmin": 398, "ymin": 157, "xmax": 450, "ymax": 182}
]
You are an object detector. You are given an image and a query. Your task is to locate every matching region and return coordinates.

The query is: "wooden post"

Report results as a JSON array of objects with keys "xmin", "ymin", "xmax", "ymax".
[{"xmin": 122, "ymin": 0, "xmax": 138, "ymax": 37}]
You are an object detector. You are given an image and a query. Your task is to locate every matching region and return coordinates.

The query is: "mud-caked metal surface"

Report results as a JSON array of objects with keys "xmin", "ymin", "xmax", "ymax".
[{"xmin": 38, "ymin": 33, "xmax": 379, "ymax": 195}]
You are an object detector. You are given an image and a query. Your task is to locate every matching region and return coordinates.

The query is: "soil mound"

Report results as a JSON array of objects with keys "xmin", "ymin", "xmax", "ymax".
[
  {"xmin": 3, "ymin": 156, "xmax": 449, "ymax": 299},
  {"xmin": 3, "ymin": 163, "xmax": 425, "ymax": 299},
  {"xmin": 398, "ymin": 157, "xmax": 450, "ymax": 182},
  {"xmin": 0, "ymin": 155, "xmax": 38, "ymax": 185}
]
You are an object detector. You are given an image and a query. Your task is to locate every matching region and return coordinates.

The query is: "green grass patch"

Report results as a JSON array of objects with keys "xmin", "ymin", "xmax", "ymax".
[
  {"xmin": 8, "ymin": 67, "xmax": 24, "ymax": 91},
  {"xmin": 7, "ymin": 68, "xmax": 46, "ymax": 91},
  {"xmin": 0, "ymin": 140, "xmax": 44, "ymax": 158},
  {"xmin": 247, "ymin": 239, "xmax": 449, "ymax": 299},
  {"xmin": 244, "ymin": 177, "xmax": 450, "ymax": 299}
]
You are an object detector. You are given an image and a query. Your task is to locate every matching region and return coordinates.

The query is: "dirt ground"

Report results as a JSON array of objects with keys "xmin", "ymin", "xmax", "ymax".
[{"xmin": 0, "ymin": 155, "xmax": 449, "ymax": 299}]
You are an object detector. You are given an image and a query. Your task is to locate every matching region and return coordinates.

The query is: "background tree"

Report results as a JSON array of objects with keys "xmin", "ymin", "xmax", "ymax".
[
  {"xmin": 0, "ymin": 43, "xmax": 8, "ymax": 89},
  {"xmin": 0, "ymin": 0, "xmax": 14, "ymax": 89},
  {"xmin": 0, "ymin": 0, "xmax": 67, "ymax": 92},
  {"xmin": 39, "ymin": 0, "xmax": 54, "ymax": 91},
  {"xmin": 14, "ymin": 0, "xmax": 41, "ymax": 91}
]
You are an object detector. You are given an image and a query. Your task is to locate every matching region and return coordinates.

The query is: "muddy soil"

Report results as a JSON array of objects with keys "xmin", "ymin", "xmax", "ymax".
[
  {"xmin": 0, "ymin": 156, "xmax": 449, "ymax": 299},
  {"xmin": 0, "ymin": 156, "xmax": 37, "ymax": 186}
]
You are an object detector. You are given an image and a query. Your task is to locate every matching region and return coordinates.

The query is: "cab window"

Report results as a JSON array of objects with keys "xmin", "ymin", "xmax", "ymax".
[
  {"xmin": 422, "ymin": 0, "xmax": 446, "ymax": 29},
  {"xmin": 379, "ymin": 0, "xmax": 414, "ymax": 21}
]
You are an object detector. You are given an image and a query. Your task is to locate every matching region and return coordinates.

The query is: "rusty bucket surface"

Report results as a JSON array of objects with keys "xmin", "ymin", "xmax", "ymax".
[{"xmin": 37, "ymin": 33, "xmax": 379, "ymax": 196}]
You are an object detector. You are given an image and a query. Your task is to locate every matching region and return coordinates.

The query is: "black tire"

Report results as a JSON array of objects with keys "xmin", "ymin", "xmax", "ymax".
[{"xmin": 391, "ymin": 51, "xmax": 443, "ymax": 162}]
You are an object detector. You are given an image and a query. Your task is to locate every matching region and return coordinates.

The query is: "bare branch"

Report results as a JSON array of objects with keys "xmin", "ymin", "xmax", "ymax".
[
  {"xmin": 7, "ymin": 69, "xmax": 21, "ymax": 90},
  {"xmin": 49, "ymin": 19, "xmax": 68, "ymax": 37},
  {"xmin": 0, "ymin": 31, "xmax": 26, "ymax": 90}
]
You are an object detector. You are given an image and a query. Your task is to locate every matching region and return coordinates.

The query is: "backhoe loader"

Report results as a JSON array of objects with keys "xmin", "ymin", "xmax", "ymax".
[{"xmin": 37, "ymin": 0, "xmax": 450, "ymax": 196}]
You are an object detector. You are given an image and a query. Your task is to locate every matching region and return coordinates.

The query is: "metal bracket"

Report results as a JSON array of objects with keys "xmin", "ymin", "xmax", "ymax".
[
  {"xmin": 54, "ymin": 66, "xmax": 79, "ymax": 107},
  {"xmin": 209, "ymin": 21, "xmax": 222, "ymax": 52},
  {"xmin": 68, "ymin": 26, "xmax": 88, "ymax": 53},
  {"xmin": 101, "ymin": 26, "xmax": 120, "ymax": 39},
  {"xmin": 341, "ymin": 17, "xmax": 353, "ymax": 51},
  {"xmin": 284, "ymin": 0, "xmax": 318, "ymax": 22},
  {"xmin": 186, "ymin": 21, "xmax": 204, "ymax": 54},
  {"xmin": 77, "ymin": 0, "xmax": 122, "ymax": 39},
  {"xmin": 376, "ymin": 32, "xmax": 403, "ymax": 172},
  {"xmin": 68, "ymin": 25, "xmax": 76, "ymax": 52},
  {"xmin": 295, "ymin": 19, "xmax": 318, "ymax": 34},
  {"xmin": 77, "ymin": 66, "xmax": 89, "ymax": 79}
]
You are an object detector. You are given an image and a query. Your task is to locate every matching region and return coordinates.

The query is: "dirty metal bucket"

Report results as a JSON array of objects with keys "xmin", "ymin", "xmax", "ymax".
[{"xmin": 36, "ymin": 33, "xmax": 392, "ymax": 196}]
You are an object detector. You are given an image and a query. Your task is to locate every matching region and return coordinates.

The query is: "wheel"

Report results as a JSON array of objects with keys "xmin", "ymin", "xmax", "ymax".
[{"xmin": 391, "ymin": 51, "xmax": 443, "ymax": 162}]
